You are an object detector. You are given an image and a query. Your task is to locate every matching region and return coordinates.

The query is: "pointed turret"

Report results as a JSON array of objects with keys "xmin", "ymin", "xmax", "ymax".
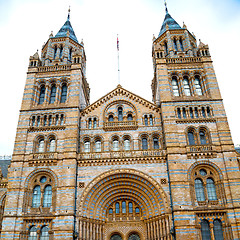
[
  {"xmin": 54, "ymin": 8, "xmax": 78, "ymax": 43},
  {"xmin": 158, "ymin": 2, "xmax": 182, "ymax": 37}
]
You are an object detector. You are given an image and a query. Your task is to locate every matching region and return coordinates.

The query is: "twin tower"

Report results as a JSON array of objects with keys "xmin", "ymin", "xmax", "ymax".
[{"xmin": 0, "ymin": 6, "xmax": 239, "ymax": 240}]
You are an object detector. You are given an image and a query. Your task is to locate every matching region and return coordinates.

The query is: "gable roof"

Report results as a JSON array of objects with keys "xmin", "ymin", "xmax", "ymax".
[{"xmin": 81, "ymin": 85, "xmax": 159, "ymax": 116}]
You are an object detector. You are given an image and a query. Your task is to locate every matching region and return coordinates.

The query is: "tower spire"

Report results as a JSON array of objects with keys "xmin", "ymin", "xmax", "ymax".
[
  {"xmin": 68, "ymin": 6, "xmax": 70, "ymax": 20},
  {"xmin": 164, "ymin": 0, "xmax": 168, "ymax": 13}
]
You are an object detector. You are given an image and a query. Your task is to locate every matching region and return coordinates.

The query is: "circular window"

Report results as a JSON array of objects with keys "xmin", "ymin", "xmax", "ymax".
[
  {"xmin": 199, "ymin": 169, "xmax": 207, "ymax": 176},
  {"xmin": 40, "ymin": 176, "xmax": 47, "ymax": 183}
]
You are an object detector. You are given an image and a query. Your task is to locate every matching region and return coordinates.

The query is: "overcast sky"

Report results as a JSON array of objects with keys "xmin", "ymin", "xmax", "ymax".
[{"xmin": 0, "ymin": 0, "xmax": 240, "ymax": 155}]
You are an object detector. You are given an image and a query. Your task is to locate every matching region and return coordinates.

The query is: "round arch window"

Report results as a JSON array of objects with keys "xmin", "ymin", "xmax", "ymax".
[
  {"xmin": 128, "ymin": 233, "xmax": 141, "ymax": 240},
  {"xmin": 110, "ymin": 234, "xmax": 122, "ymax": 240}
]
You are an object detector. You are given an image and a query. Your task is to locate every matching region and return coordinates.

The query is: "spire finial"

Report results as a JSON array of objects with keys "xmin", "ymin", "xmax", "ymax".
[
  {"xmin": 68, "ymin": 6, "xmax": 71, "ymax": 20},
  {"xmin": 164, "ymin": 0, "xmax": 168, "ymax": 13}
]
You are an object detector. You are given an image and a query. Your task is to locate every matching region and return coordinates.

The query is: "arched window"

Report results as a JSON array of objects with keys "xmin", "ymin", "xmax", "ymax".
[
  {"xmin": 142, "ymin": 137, "xmax": 148, "ymax": 150},
  {"xmin": 38, "ymin": 139, "xmax": 45, "ymax": 153},
  {"xmin": 88, "ymin": 119, "xmax": 92, "ymax": 129},
  {"xmin": 48, "ymin": 115, "xmax": 52, "ymax": 126},
  {"xmin": 128, "ymin": 233, "xmax": 141, "ymax": 240},
  {"xmin": 135, "ymin": 207, "xmax": 140, "ymax": 213},
  {"xmin": 153, "ymin": 137, "xmax": 159, "ymax": 149},
  {"xmin": 195, "ymin": 76, "xmax": 203, "ymax": 95},
  {"xmin": 60, "ymin": 114, "xmax": 64, "ymax": 125},
  {"xmin": 177, "ymin": 108, "xmax": 181, "ymax": 119},
  {"xmin": 109, "ymin": 208, "xmax": 113, "ymax": 214},
  {"xmin": 183, "ymin": 77, "xmax": 191, "ymax": 96},
  {"xmin": 118, "ymin": 107, "xmax": 123, "ymax": 121},
  {"xmin": 199, "ymin": 130, "xmax": 207, "ymax": 145},
  {"xmin": 202, "ymin": 107, "xmax": 206, "ymax": 118},
  {"xmin": 189, "ymin": 107, "xmax": 194, "ymax": 118},
  {"xmin": 69, "ymin": 47, "xmax": 72, "ymax": 60},
  {"xmin": 43, "ymin": 115, "xmax": 47, "ymax": 126},
  {"xmin": 39, "ymin": 85, "xmax": 45, "ymax": 104},
  {"xmin": 110, "ymin": 234, "xmax": 122, "ymax": 240},
  {"xmin": 59, "ymin": 45, "xmax": 63, "ymax": 58},
  {"xmin": 195, "ymin": 179, "xmax": 205, "ymax": 201},
  {"xmin": 124, "ymin": 139, "xmax": 130, "ymax": 151},
  {"xmin": 213, "ymin": 219, "xmax": 224, "ymax": 240},
  {"xmin": 179, "ymin": 38, "xmax": 184, "ymax": 51},
  {"xmin": 32, "ymin": 186, "xmax": 41, "ymax": 208},
  {"xmin": 115, "ymin": 202, "xmax": 120, "ymax": 214},
  {"xmin": 172, "ymin": 78, "xmax": 180, "ymax": 96},
  {"xmin": 144, "ymin": 115, "xmax": 148, "ymax": 126},
  {"xmin": 129, "ymin": 202, "xmax": 133, "ymax": 213},
  {"xmin": 60, "ymin": 84, "xmax": 67, "ymax": 103},
  {"xmin": 95, "ymin": 140, "xmax": 101, "ymax": 152},
  {"xmin": 127, "ymin": 114, "xmax": 133, "ymax": 121},
  {"xmin": 207, "ymin": 107, "xmax": 211, "ymax": 117},
  {"xmin": 49, "ymin": 85, "xmax": 56, "ymax": 104},
  {"xmin": 182, "ymin": 108, "xmax": 187, "ymax": 118},
  {"xmin": 194, "ymin": 107, "xmax": 199, "ymax": 118},
  {"xmin": 32, "ymin": 116, "xmax": 36, "ymax": 126},
  {"xmin": 173, "ymin": 38, "xmax": 178, "ymax": 51},
  {"xmin": 164, "ymin": 42, "xmax": 168, "ymax": 55},
  {"xmin": 40, "ymin": 226, "xmax": 49, "ymax": 240},
  {"xmin": 37, "ymin": 116, "xmax": 40, "ymax": 127},
  {"xmin": 122, "ymin": 201, "xmax": 126, "ymax": 213},
  {"xmin": 113, "ymin": 139, "xmax": 119, "ymax": 151},
  {"xmin": 188, "ymin": 131, "xmax": 196, "ymax": 145},
  {"xmin": 43, "ymin": 185, "xmax": 52, "ymax": 208},
  {"xmin": 206, "ymin": 178, "xmax": 217, "ymax": 200},
  {"xmin": 29, "ymin": 226, "xmax": 38, "ymax": 240},
  {"xmin": 55, "ymin": 115, "xmax": 59, "ymax": 125},
  {"xmin": 201, "ymin": 220, "xmax": 211, "ymax": 240},
  {"xmin": 149, "ymin": 115, "xmax": 153, "ymax": 125},
  {"xmin": 108, "ymin": 115, "xmax": 114, "ymax": 122},
  {"xmin": 49, "ymin": 138, "xmax": 55, "ymax": 152},
  {"xmin": 84, "ymin": 140, "xmax": 90, "ymax": 152}
]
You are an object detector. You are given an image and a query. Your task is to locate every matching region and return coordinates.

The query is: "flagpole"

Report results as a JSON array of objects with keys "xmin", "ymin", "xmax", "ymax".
[{"xmin": 117, "ymin": 34, "xmax": 120, "ymax": 85}]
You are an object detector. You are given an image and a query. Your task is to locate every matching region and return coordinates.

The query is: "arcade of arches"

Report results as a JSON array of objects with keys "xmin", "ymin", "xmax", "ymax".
[{"xmin": 78, "ymin": 169, "xmax": 172, "ymax": 240}]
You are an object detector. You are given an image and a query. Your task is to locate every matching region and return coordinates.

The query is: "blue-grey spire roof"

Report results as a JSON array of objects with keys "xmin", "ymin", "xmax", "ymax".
[
  {"xmin": 158, "ymin": 7, "xmax": 182, "ymax": 37},
  {"xmin": 54, "ymin": 9, "xmax": 78, "ymax": 43}
]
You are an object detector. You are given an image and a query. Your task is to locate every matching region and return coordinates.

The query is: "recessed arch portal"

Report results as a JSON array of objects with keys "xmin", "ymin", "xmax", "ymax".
[{"xmin": 79, "ymin": 169, "xmax": 169, "ymax": 220}]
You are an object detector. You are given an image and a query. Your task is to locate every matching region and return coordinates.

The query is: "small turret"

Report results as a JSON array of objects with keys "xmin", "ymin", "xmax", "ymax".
[{"xmin": 29, "ymin": 50, "xmax": 41, "ymax": 67}]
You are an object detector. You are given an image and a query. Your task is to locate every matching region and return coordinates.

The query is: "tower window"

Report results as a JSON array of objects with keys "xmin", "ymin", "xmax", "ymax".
[
  {"xmin": 188, "ymin": 131, "xmax": 196, "ymax": 145},
  {"xmin": 84, "ymin": 140, "xmax": 90, "ymax": 152},
  {"xmin": 199, "ymin": 130, "xmax": 207, "ymax": 145},
  {"xmin": 201, "ymin": 220, "xmax": 211, "ymax": 240},
  {"xmin": 59, "ymin": 45, "xmax": 63, "ymax": 58},
  {"xmin": 69, "ymin": 47, "xmax": 72, "ymax": 60},
  {"xmin": 142, "ymin": 137, "xmax": 148, "ymax": 150},
  {"xmin": 182, "ymin": 108, "xmax": 187, "ymax": 118},
  {"xmin": 43, "ymin": 185, "xmax": 52, "ymax": 207},
  {"xmin": 194, "ymin": 107, "xmax": 199, "ymax": 118},
  {"xmin": 194, "ymin": 76, "xmax": 203, "ymax": 95},
  {"xmin": 39, "ymin": 86, "xmax": 46, "ymax": 104},
  {"xmin": 173, "ymin": 38, "xmax": 178, "ymax": 51},
  {"xmin": 202, "ymin": 107, "xmax": 206, "ymax": 118},
  {"xmin": 49, "ymin": 85, "xmax": 56, "ymax": 104},
  {"xmin": 206, "ymin": 178, "xmax": 217, "ymax": 200},
  {"xmin": 189, "ymin": 107, "xmax": 194, "ymax": 118},
  {"xmin": 179, "ymin": 38, "xmax": 184, "ymax": 51},
  {"xmin": 153, "ymin": 137, "xmax": 159, "ymax": 149},
  {"xmin": 164, "ymin": 42, "xmax": 168, "ymax": 55},
  {"xmin": 149, "ymin": 115, "xmax": 153, "ymax": 125},
  {"xmin": 113, "ymin": 139, "xmax": 119, "ymax": 151},
  {"xmin": 93, "ymin": 118, "xmax": 97, "ymax": 128},
  {"xmin": 53, "ymin": 45, "xmax": 57, "ymax": 59},
  {"xmin": 88, "ymin": 119, "xmax": 92, "ymax": 129},
  {"xmin": 171, "ymin": 78, "xmax": 180, "ymax": 96},
  {"xmin": 183, "ymin": 77, "xmax": 191, "ymax": 96},
  {"xmin": 60, "ymin": 114, "xmax": 64, "ymax": 125},
  {"xmin": 118, "ymin": 107, "xmax": 123, "ymax": 121},
  {"xmin": 124, "ymin": 138, "xmax": 130, "ymax": 151},
  {"xmin": 144, "ymin": 115, "xmax": 148, "ymax": 126},
  {"xmin": 32, "ymin": 116, "xmax": 35, "ymax": 126},
  {"xmin": 177, "ymin": 108, "xmax": 181, "ymax": 119},
  {"xmin": 49, "ymin": 138, "xmax": 56, "ymax": 152},
  {"xmin": 95, "ymin": 140, "xmax": 101, "ymax": 152},
  {"xmin": 60, "ymin": 84, "xmax": 67, "ymax": 103},
  {"xmin": 38, "ymin": 139, "xmax": 45, "ymax": 153},
  {"xmin": 32, "ymin": 185, "xmax": 41, "ymax": 207}
]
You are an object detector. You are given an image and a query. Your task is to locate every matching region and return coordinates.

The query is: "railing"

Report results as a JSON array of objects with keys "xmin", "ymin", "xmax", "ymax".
[
  {"xmin": 166, "ymin": 57, "xmax": 201, "ymax": 64},
  {"xmin": 38, "ymin": 65, "xmax": 71, "ymax": 72},
  {"xmin": 32, "ymin": 152, "xmax": 57, "ymax": 159},
  {"xmin": 103, "ymin": 121, "xmax": 138, "ymax": 131},
  {"xmin": 81, "ymin": 149, "xmax": 166, "ymax": 160},
  {"xmin": 187, "ymin": 145, "xmax": 213, "ymax": 153}
]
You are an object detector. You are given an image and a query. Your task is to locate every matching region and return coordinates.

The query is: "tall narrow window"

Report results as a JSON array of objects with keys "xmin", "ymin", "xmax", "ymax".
[
  {"xmin": 195, "ymin": 179, "xmax": 205, "ymax": 201},
  {"xmin": 195, "ymin": 76, "xmax": 203, "ymax": 95},
  {"xmin": 172, "ymin": 78, "xmax": 180, "ymax": 96},
  {"xmin": 49, "ymin": 139, "xmax": 55, "ymax": 152},
  {"xmin": 55, "ymin": 115, "xmax": 59, "ymax": 125},
  {"xmin": 199, "ymin": 130, "xmax": 207, "ymax": 145},
  {"xmin": 202, "ymin": 107, "xmax": 206, "ymax": 118},
  {"xmin": 129, "ymin": 202, "xmax": 133, "ymax": 213},
  {"xmin": 173, "ymin": 38, "xmax": 178, "ymax": 51},
  {"xmin": 38, "ymin": 139, "xmax": 44, "ymax": 153},
  {"xmin": 195, "ymin": 107, "xmax": 199, "ymax": 118},
  {"xmin": 183, "ymin": 77, "xmax": 191, "ymax": 96},
  {"xmin": 122, "ymin": 201, "xmax": 126, "ymax": 213},
  {"xmin": 153, "ymin": 137, "xmax": 159, "ymax": 149},
  {"xmin": 59, "ymin": 45, "xmax": 63, "ymax": 58},
  {"xmin": 142, "ymin": 138, "xmax": 148, "ymax": 150},
  {"xmin": 189, "ymin": 107, "xmax": 194, "ymax": 118},
  {"xmin": 149, "ymin": 115, "xmax": 153, "ymax": 125},
  {"xmin": 39, "ymin": 86, "xmax": 46, "ymax": 104},
  {"xmin": 164, "ymin": 42, "xmax": 168, "ymax": 55},
  {"xmin": 113, "ymin": 139, "xmax": 119, "ymax": 151},
  {"xmin": 179, "ymin": 38, "xmax": 184, "ymax": 51},
  {"xmin": 124, "ymin": 139, "xmax": 130, "ymax": 151},
  {"xmin": 49, "ymin": 85, "xmax": 56, "ymax": 104},
  {"xmin": 29, "ymin": 226, "xmax": 38, "ymax": 240},
  {"xmin": 37, "ymin": 116, "xmax": 40, "ymax": 127},
  {"xmin": 32, "ymin": 185, "xmax": 41, "ymax": 208},
  {"xmin": 206, "ymin": 178, "xmax": 217, "ymax": 201},
  {"xmin": 201, "ymin": 220, "xmax": 211, "ymax": 240},
  {"xmin": 43, "ymin": 185, "xmax": 52, "ymax": 207},
  {"xmin": 88, "ymin": 119, "xmax": 92, "ymax": 129},
  {"xmin": 188, "ymin": 131, "xmax": 196, "ymax": 145},
  {"xmin": 144, "ymin": 115, "xmax": 148, "ymax": 126},
  {"xmin": 44, "ymin": 115, "xmax": 47, "ymax": 126},
  {"xmin": 118, "ymin": 107, "xmax": 123, "ymax": 121},
  {"xmin": 182, "ymin": 108, "xmax": 187, "ymax": 118},
  {"xmin": 60, "ymin": 84, "xmax": 67, "ymax": 103},
  {"xmin": 40, "ymin": 226, "xmax": 49, "ymax": 240},
  {"xmin": 93, "ymin": 118, "xmax": 97, "ymax": 128},
  {"xmin": 213, "ymin": 219, "xmax": 224, "ymax": 240},
  {"xmin": 95, "ymin": 140, "xmax": 101, "ymax": 152},
  {"xmin": 69, "ymin": 47, "xmax": 72, "ymax": 60},
  {"xmin": 177, "ymin": 108, "xmax": 181, "ymax": 119},
  {"xmin": 115, "ymin": 202, "xmax": 120, "ymax": 214},
  {"xmin": 108, "ymin": 115, "xmax": 114, "ymax": 122},
  {"xmin": 207, "ymin": 107, "xmax": 211, "ymax": 117},
  {"xmin": 60, "ymin": 114, "xmax": 64, "ymax": 125},
  {"xmin": 53, "ymin": 45, "xmax": 57, "ymax": 59},
  {"xmin": 48, "ymin": 115, "xmax": 52, "ymax": 126},
  {"xmin": 84, "ymin": 141, "xmax": 90, "ymax": 152},
  {"xmin": 32, "ymin": 116, "xmax": 36, "ymax": 126}
]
